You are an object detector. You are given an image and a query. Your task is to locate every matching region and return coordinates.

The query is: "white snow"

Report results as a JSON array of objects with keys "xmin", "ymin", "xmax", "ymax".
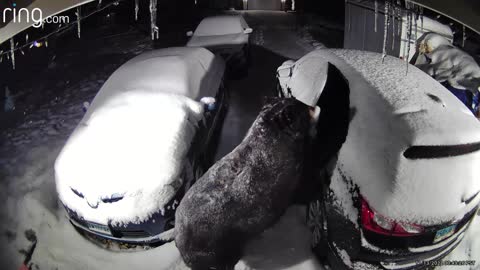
[
  {"xmin": 415, "ymin": 33, "xmax": 480, "ymax": 92},
  {"xmin": 54, "ymin": 47, "xmax": 226, "ymax": 226},
  {"xmin": 276, "ymin": 57, "xmax": 328, "ymax": 107},
  {"xmin": 277, "ymin": 49, "xmax": 480, "ymax": 226},
  {"xmin": 329, "ymin": 167, "xmax": 359, "ymax": 228},
  {"xmin": 89, "ymin": 47, "xmax": 225, "ymax": 103},
  {"xmin": 55, "ymin": 91, "xmax": 204, "ymax": 225},
  {"xmin": 332, "ymin": 242, "xmax": 352, "ymax": 268},
  {"xmin": 187, "ymin": 15, "xmax": 250, "ymax": 48},
  {"xmin": 399, "ymin": 15, "xmax": 453, "ymax": 61},
  {"xmin": 192, "ymin": 15, "xmax": 248, "ymax": 36}
]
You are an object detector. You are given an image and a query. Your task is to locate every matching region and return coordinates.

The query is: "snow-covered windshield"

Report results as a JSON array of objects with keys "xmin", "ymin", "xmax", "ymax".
[{"xmin": 194, "ymin": 16, "xmax": 247, "ymax": 36}]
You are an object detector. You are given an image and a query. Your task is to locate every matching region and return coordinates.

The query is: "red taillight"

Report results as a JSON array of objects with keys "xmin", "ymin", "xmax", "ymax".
[{"xmin": 360, "ymin": 197, "xmax": 424, "ymax": 237}]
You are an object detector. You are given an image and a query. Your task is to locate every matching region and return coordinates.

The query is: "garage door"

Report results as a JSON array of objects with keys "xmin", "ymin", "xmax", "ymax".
[{"xmin": 248, "ymin": 0, "xmax": 282, "ymax": 10}]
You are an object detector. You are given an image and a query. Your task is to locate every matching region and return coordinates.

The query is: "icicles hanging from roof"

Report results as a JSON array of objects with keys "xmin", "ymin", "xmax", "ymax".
[
  {"xmin": 149, "ymin": 0, "xmax": 159, "ymax": 40},
  {"xmin": 374, "ymin": 0, "xmax": 378, "ymax": 32},
  {"xmin": 76, "ymin": 7, "xmax": 81, "ymax": 39},
  {"xmin": 135, "ymin": 0, "xmax": 139, "ymax": 21},
  {"xmin": 382, "ymin": 0, "xmax": 391, "ymax": 62},
  {"xmin": 462, "ymin": 25, "xmax": 467, "ymax": 47},
  {"xmin": 10, "ymin": 38, "xmax": 15, "ymax": 70}
]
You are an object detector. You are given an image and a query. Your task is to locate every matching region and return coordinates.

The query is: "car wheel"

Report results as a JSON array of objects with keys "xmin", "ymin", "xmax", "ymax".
[
  {"xmin": 307, "ymin": 199, "xmax": 324, "ymax": 248},
  {"xmin": 307, "ymin": 195, "xmax": 330, "ymax": 262}
]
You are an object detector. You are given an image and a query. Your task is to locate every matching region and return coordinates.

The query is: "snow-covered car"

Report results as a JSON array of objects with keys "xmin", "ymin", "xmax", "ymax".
[
  {"xmin": 276, "ymin": 49, "xmax": 480, "ymax": 269},
  {"xmin": 186, "ymin": 15, "xmax": 253, "ymax": 75},
  {"xmin": 54, "ymin": 47, "xmax": 227, "ymax": 244}
]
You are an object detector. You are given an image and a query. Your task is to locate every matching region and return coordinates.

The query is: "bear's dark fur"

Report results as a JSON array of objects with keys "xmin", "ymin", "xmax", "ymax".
[{"xmin": 175, "ymin": 97, "xmax": 311, "ymax": 270}]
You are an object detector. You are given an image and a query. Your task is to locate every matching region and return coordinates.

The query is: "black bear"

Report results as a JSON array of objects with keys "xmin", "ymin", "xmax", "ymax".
[{"xmin": 175, "ymin": 97, "xmax": 311, "ymax": 270}]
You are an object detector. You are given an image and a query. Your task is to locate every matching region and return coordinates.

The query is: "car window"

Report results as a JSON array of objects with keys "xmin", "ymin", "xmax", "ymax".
[{"xmin": 194, "ymin": 17, "xmax": 244, "ymax": 36}]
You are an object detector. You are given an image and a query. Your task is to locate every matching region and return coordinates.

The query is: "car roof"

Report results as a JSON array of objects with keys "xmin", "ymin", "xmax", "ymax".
[
  {"xmin": 286, "ymin": 49, "xmax": 480, "ymax": 146},
  {"xmin": 84, "ymin": 47, "xmax": 225, "ymax": 118},
  {"xmin": 193, "ymin": 15, "xmax": 248, "ymax": 37}
]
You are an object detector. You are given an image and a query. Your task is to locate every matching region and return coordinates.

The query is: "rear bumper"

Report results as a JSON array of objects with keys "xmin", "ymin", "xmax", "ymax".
[{"xmin": 328, "ymin": 209, "xmax": 477, "ymax": 270}]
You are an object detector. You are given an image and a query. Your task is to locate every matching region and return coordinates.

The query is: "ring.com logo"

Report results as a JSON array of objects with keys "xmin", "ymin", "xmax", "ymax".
[{"xmin": 2, "ymin": 2, "xmax": 70, "ymax": 28}]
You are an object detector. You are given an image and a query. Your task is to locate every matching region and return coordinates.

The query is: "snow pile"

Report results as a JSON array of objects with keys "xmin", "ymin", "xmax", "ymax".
[
  {"xmin": 416, "ymin": 33, "xmax": 480, "ymax": 92},
  {"xmin": 55, "ymin": 91, "xmax": 204, "ymax": 225}
]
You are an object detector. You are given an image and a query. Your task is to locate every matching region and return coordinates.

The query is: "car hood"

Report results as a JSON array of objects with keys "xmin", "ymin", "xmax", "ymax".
[{"xmin": 55, "ymin": 91, "xmax": 203, "ymax": 225}]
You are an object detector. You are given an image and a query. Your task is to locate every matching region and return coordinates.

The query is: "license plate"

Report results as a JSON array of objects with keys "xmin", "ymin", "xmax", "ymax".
[
  {"xmin": 86, "ymin": 222, "xmax": 111, "ymax": 235},
  {"xmin": 434, "ymin": 224, "xmax": 456, "ymax": 243}
]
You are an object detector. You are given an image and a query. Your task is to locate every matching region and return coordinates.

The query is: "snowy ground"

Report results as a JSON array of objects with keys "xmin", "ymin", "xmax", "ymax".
[{"xmin": 0, "ymin": 10, "xmax": 479, "ymax": 270}]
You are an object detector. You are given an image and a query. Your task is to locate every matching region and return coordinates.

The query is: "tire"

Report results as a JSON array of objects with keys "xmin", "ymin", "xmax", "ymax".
[{"xmin": 306, "ymin": 196, "xmax": 329, "ymax": 261}]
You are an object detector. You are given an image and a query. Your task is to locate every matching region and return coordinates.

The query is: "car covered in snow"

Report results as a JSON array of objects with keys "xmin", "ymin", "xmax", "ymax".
[
  {"xmin": 276, "ymin": 49, "xmax": 480, "ymax": 269},
  {"xmin": 186, "ymin": 15, "xmax": 253, "ymax": 75},
  {"xmin": 54, "ymin": 47, "xmax": 227, "ymax": 244}
]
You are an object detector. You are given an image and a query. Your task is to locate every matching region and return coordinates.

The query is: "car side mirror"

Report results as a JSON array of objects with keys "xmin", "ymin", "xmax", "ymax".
[
  {"xmin": 243, "ymin": 28, "xmax": 253, "ymax": 34},
  {"xmin": 186, "ymin": 31, "xmax": 193, "ymax": 37}
]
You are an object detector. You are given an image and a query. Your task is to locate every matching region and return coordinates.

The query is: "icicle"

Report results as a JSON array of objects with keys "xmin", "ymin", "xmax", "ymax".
[
  {"xmin": 10, "ymin": 38, "xmax": 15, "ymax": 70},
  {"xmin": 76, "ymin": 7, "xmax": 81, "ymax": 39},
  {"xmin": 98, "ymin": 0, "xmax": 102, "ymax": 7},
  {"xmin": 391, "ymin": 0, "xmax": 395, "ymax": 50},
  {"xmin": 406, "ymin": 10, "xmax": 413, "ymax": 73},
  {"xmin": 462, "ymin": 25, "xmax": 466, "ymax": 47},
  {"xmin": 414, "ymin": 11, "xmax": 418, "ymax": 44},
  {"xmin": 374, "ymin": 0, "xmax": 378, "ymax": 32},
  {"xmin": 420, "ymin": 6, "xmax": 424, "ymax": 32},
  {"xmin": 149, "ymin": 0, "xmax": 159, "ymax": 40},
  {"xmin": 382, "ymin": 0, "xmax": 391, "ymax": 62},
  {"xmin": 135, "ymin": 0, "xmax": 139, "ymax": 21},
  {"xmin": 25, "ymin": 34, "xmax": 29, "ymax": 44}
]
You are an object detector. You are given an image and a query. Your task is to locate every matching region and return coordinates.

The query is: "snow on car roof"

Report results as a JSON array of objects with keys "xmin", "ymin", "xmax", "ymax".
[
  {"xmin": 291, "ymin": 49, "xmax": 480, "ymax": 146},
  {"xmin": 193, "ymin": 15, "xmax": 248, "ymax": 37},
  {"xmin": 55, "ymin": 92, "xmax": 204, "ymax": 225},
  {"xmin": 85, "ymin": 47, "xmax": 224, "ymax": 116}
]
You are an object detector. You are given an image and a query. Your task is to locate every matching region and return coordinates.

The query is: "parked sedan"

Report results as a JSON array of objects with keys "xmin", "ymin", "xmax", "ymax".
[
  {"xmin": 186, "ymin": 15, "xmax": 253, "ymax": 75},
  {"xmin": 276, "ymin": 49, "xmax": 480, "ymax": 269},
  {"xmin": 55, "ymin": 47, "xmax": 227, "ymax": 245}
]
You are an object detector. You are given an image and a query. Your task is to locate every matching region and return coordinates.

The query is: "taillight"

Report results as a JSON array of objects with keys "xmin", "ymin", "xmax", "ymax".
[{"xmin": 361, "ymin": 196, "xmax": 424, "ymax": 237}]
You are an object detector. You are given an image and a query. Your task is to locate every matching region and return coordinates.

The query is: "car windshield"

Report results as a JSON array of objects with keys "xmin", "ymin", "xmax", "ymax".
[{"xmin": 194, "ymin": 16, "xmax": 246, "ymax": 36}]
